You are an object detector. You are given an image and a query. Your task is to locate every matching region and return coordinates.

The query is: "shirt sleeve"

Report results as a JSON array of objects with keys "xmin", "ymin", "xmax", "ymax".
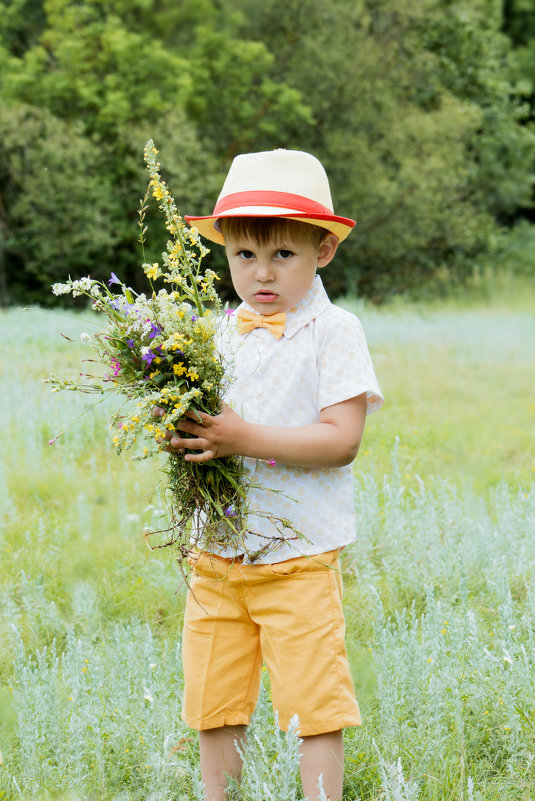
[{"xmin": 315, "ymin": 307, "xmax": 384, "ymax": 414}]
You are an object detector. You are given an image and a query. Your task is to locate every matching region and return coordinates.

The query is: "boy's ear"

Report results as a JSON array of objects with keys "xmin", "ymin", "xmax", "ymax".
[{"xmin": 317, "ymin": 233, "xmax": 339, "ymax": 269}]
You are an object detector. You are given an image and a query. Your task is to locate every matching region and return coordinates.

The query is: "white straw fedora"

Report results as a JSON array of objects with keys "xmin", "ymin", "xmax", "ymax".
[{"xmin": 185, "ymin": 148, "xmax": 356, "ymax": 245}]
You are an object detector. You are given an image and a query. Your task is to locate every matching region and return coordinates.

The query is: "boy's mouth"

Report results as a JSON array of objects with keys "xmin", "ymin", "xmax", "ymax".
[{"xmin": 254, "ymin": 291, "xmax": 279, "ymax": 303}]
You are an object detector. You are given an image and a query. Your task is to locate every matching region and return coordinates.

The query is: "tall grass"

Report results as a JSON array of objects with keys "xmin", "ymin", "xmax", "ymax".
[{"xmin": 1, "ymin": 287, "xmax": 534, "ymax": 800}]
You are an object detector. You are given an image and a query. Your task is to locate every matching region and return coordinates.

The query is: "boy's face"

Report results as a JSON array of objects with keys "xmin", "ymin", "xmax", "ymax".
[{"xmin": 225, "ymin": 231, "xmax": 338, "ymax": 315}]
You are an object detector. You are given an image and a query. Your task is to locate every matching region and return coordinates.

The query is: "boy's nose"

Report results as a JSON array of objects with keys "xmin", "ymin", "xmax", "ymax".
[{"xmin": 255, "ymin": 261, "xmax": 274, "ymax": 281}]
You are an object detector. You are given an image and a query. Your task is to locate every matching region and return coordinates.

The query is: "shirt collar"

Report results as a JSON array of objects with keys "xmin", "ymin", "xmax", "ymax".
[{"xmin": 237, "ymin": 275, "xmax": 331, "ymax": 340}]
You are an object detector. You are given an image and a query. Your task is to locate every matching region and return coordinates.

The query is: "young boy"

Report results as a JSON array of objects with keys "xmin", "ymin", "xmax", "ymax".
[{"xmin": 161, "ymin": 149, "xmax": 383, "ymax": 801}]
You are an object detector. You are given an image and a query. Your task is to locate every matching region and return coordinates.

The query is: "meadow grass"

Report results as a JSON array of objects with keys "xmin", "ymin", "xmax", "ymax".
[{"xmin": 0, "ymin": 282, "xmax": 534, "ymax": 800}]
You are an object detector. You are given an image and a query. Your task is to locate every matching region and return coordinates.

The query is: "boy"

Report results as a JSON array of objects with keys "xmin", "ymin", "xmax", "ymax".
[{"xmin": 161, "ymin": 149, "xmax": 383, "ymax": 801}]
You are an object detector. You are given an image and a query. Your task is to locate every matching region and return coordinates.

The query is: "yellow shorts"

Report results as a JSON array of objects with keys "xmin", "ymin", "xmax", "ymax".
[{"xmin": 181, "ymin": 549, "xmax": 361, "ymax": 736}]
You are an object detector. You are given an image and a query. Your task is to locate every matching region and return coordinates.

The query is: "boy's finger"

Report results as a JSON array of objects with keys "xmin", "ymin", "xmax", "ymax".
[
  {"xmin": 164, "ymin": 445, "xmax": 185, "ymax": 454},
  {"xmin": 185, "ymin": 408, "xmax": 210, "ymax": 424},
  {"xmin": 184, "ymin": 449, "xmax": 216, "ymax": 463},
  {"xmin": 175, "ymin": 419, "xmax": 202, "ymax": 434},
  {"xmin": 169, "ymin": 435, "xmax": 205, "ymax": 450}
]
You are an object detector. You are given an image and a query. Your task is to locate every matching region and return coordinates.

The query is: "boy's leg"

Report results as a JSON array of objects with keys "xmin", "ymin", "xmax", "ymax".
[
  {"xmin": 300, "ymin": 730, "xmax": 344, "ymax": 801},
  {"xmin": 199, "ymin": 725, "xmax": 247, "ymax": 801}
]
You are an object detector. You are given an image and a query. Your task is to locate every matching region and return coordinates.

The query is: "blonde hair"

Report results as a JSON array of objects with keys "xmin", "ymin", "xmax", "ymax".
[{"xmin": 219, "ymin": 217, "xmax": 328, "ymax": 248}]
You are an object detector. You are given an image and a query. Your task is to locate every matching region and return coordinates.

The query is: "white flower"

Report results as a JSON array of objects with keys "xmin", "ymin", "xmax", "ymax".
[
  {"xmin": 80, "ymin": 332, "xmax": 91, "ymax": 344},
  {"xmin": 71, "ymin": 277, "xmax": 94, "ymax": 296},
  {"xmin": 503, "ymin": 649, "xmax": 513, "ymax": 665},
  {"xmin": 143, "ymin": 687, "xmax": 154, "ymax": 703},
  {"xmin": 52, "ymin": 282, "xmax": 71, "ymax": 295}
]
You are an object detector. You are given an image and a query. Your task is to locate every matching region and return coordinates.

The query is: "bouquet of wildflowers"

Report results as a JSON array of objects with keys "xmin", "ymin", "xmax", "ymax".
[{"xmin": 47, "ymin": 141, "xmax": 299, "ymax": 562}]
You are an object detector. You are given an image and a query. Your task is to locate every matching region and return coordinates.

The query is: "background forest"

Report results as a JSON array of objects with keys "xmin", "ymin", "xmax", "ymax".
[{"xmin": 1, "ymin": 0, "xmax": 534, "ymax": 306}]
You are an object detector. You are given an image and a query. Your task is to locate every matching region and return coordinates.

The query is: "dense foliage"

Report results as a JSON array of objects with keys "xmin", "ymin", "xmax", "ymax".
[{"xmin": 1, "ymin": 0, "xmax": 534, "ymax": 303}]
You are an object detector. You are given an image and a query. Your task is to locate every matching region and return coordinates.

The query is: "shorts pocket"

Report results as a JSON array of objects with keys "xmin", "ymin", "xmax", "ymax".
[
  {"xmin": 187, "ymin": 551, "xmax": 236, "ymax": 580},
  {"xmin": 270, "ymin": 550, "xmax": 339, "ymax": 576}
]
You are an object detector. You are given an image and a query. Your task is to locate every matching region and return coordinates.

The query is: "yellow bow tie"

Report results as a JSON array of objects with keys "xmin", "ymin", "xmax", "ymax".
[{"xmin": 236, "ymin": 309, "xmax": 286, "ymax": 340}]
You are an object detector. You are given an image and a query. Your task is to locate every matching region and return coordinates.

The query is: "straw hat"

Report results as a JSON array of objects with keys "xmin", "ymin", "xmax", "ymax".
[{"xmin": 185, "ymin": 148, "xmax": 356, "ymax": 245}]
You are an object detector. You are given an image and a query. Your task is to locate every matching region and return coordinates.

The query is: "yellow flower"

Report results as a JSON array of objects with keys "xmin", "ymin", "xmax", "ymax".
[
  {"xmin": 173, "ymin": 363, "xmax": 186, "ymax": 376},
  {"xmin": 145, "ymin": 262, "xmax": 160, "ymax": 280}
]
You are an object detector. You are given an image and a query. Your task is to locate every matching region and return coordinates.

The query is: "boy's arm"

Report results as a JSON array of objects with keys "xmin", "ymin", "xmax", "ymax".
[{"xmin": 156, "ymin": 393, "xmax": 368, "ymax": 468}]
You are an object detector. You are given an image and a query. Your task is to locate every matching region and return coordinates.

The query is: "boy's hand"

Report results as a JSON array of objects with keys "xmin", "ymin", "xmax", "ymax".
[
  {"xmin": 153, "ymin": 404, "xmax": 244, "ymax": 463},
  {"xmin": 153, "ymin": 393, "xmax": 368, "ymax": 468}
]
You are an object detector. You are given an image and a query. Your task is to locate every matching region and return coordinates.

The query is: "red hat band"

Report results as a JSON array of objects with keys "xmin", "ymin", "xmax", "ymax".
[{"xmin": 214, "ymin": 190, "xmax": 334, "ymax": 217}]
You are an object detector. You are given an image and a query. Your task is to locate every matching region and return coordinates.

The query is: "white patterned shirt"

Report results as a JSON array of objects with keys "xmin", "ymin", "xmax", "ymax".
[{"xmin": 216, "ymin": 275, "xmax": 384, "ymax": 563}]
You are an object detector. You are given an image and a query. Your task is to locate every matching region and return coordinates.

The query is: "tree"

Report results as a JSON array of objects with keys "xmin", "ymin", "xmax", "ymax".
[{"xmin": 0, "ymin": 103, "xmax": 119, "ymax": 304}]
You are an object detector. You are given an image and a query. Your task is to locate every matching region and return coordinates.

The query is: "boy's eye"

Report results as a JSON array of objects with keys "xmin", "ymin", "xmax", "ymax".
[
  {"xmin": 238, "ymin": 250, "xmax": 255, "ymax": 260},
  {"xmin": 277, "ymin": 249, "xmax": 293, "ymax": 259}
]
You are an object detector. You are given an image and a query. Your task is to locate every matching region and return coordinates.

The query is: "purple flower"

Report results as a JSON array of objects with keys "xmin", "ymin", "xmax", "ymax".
[
  {"xmin": 142, "ymin": 350, "xmax": 155, "ymax": 366},
  {"xmin": 148, "ymin": 322, "xmax": 162, "ymax": 340},
  {"xmin": 225, "ymin": 308, "xmax": 235, "ymax": 317},
  {"xmin": 108, "ymin": 272, "xmax": 121, "ymax": 287},
  {"xmin": 111, "ymin": 358, "xmax": 121, "ymax": 376},
  {"xmin": 110, "ymin": 299, "xmax": 132, "ymax": 316},
  {"xmin": 125, "ymin": 338, "xmax": 135, "ymax": 348},
  {"xmin": 224, "ymin": 505, "xmax": 237, "ymax": 517},
  {"xmin": 191, "ymin": 315, "xmax": 198, "ymax": 322}
]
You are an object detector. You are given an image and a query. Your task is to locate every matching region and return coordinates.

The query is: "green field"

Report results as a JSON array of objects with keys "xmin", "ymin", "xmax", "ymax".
[{"xmin": 1, "ymin": 283, "xmax": 534, "ymax": 800}]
